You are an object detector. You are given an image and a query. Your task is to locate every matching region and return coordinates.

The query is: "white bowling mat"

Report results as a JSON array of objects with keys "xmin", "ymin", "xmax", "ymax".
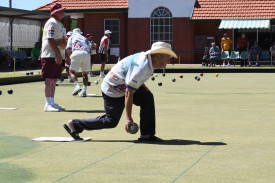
[
  {"xmin": 0, "ymin": 108, "xmax": 19, "ymax": 110},
  {"xmin": 87, "ymin": 93, "xmax": 98, "ymax": 96},
  {"xmin": 32, "ymin": 137, "xmax": 91, "ymax": 142}
]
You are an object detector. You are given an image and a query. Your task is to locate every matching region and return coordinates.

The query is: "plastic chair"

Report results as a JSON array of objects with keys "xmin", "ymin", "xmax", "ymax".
[
  {"xmin": 260, "ymin": 51, "xmax": 271, "ymax": 65},
  {"xmin": 220, "ymin": 51, "xmax": 230, "ymax": 66},
  {"xmin": 230, "ymin": 51, "xmax": 240, "ymax": 66},
  {"xmin": 240, "ymin": 51, "xmax": 249, "ymax": 59}
]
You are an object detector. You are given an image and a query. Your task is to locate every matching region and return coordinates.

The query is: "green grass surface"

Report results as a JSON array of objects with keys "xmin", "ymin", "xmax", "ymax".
[{"xmin": 1, "ymin": 73, "xmax": 275, "ymax": 182}]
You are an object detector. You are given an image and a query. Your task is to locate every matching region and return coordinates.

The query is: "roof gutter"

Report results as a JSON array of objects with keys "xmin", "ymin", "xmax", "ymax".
[{"xmin": 38, "ymin": 8, "xmax": 128, "ymax": 14}]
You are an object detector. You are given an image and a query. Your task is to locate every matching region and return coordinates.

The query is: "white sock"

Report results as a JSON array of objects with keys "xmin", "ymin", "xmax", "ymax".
[
  {"xmin": 83, "ymin": 85, "xmax": 87, "ymax": 91},
  {"xmin": 50, "ymin": 97, "xmax": 54, "ymax": 105},
  {"xmin": 100, "ymin": 71, "xmax": 104, "ymax": 75},
  {"xmin": 249, "ymin": 61, "xmax": 251, "ymax": 65},
  {"xmin": 74, "ymin": 81, "xmax": 80, "ymax": 87},
  {"xmin": 45, "ymin": 97, "xmax": 51, "ymax": 106}
]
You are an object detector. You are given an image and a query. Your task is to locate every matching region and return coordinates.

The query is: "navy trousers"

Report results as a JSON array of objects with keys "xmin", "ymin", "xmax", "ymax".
[{"xmin": 72, "ymin": 85, "xmax": 156, "ymax": 136}]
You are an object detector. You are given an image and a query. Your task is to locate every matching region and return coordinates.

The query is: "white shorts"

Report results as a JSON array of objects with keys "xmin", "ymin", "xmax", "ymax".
[{"xmin": 70, "ymin": 50, "xmax": 91, "ymax": 72}]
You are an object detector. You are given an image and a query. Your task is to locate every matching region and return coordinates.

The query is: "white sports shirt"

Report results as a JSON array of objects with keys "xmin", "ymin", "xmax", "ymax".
[
  {"xmin": 101, "ymin": 52, "xmax": 154, "ymax": 98},
  {"xmin": 41, "ymin": 17, "xmax": 66, "ymax": 59},
  {"xmin": 66, "ymin": 34, "xmax": 91, "ymax": 53}
]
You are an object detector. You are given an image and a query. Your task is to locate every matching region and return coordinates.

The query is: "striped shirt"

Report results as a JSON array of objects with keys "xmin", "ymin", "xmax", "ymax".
[{"xmin": 98, "ymin": 35, "xmax": 109, "ymax": 54}]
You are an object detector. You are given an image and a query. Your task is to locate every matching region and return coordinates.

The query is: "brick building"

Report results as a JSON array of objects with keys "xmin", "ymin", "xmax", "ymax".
[{"xmin": 37, "ymin": 0, "xmax": 275, "ymax": 64}]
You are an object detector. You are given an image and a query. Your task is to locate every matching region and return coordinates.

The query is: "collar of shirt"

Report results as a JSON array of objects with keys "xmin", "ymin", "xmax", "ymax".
[{"xmin": 147, "ymin": 54, "xmax": 154, "ymax": 72}]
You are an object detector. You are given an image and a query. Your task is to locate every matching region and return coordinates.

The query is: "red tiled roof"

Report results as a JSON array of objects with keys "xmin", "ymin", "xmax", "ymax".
[
  {"xmin": 192, "ymin": 0, "xmax": 275, "ymax": 20},
  {"xmin": 36, "ymin": 0, "xmax": 128, "ymax": 11}
]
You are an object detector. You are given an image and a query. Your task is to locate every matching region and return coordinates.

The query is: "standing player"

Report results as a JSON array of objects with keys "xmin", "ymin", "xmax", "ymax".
[
  {"xmin": 41, "ymin": 3, "xmax": 66, "ymax": 112},
  {"xmin": 86, "ymin": 34, "xmax": 97, "ymax": 77},
  {"xmin": 221, "ymin": 33, "xmax": 232, "ymax": 67},
  {"xmin": 237, "ymin": 33, "xmax": 249, "ymax": 67},
  {"xmin": 63, "ymin": 42, "xmax": 177, "ymax": 141},
  {"xmin": 66, "ymin": 28, "xmax": 91, "ymax": 97},
  {"xmin": 98, "ymin": 30, "xmax": 112, "ymax": 78}
]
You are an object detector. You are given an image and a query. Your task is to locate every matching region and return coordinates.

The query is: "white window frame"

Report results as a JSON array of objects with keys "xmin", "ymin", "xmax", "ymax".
[{"xmin": 150, "ymin": 7, "xmax": 173, "ymax": 46}]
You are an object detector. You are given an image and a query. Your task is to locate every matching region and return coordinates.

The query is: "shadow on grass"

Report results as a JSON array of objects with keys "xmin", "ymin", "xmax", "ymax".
[
  {"xmin": 90, "ymin": 139, "xmax": 227, "ymax": 146},
  {"xmin": 86, "ymin": 95, "xmax": 102, "ymax": 98},
  {"xmin": 64, "ymin": 110, "xmax": 105, "ymax": 113}
]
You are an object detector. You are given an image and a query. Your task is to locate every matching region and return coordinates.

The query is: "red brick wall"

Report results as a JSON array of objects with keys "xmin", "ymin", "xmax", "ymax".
[
  {"xmin": 62, "ymin": 17, "xmax": 70, "ymax": 32},
  {"xmin": 173, "ymin": 18, "xmax": 195, "ymax": 64},
  {"xmin": 83, "ymin": 12, "xmax": 127, "ymax": 63},
  {"xmin": 77, "ymin": 18, "xmax": 84, "ymax": 32},
  {"xmin": 127, "ymin": 18, "xmax": 151, "ymax": 54},
  {"xmin": 194, "ymin": 22, "xmax": 222, "ymax": 45}
]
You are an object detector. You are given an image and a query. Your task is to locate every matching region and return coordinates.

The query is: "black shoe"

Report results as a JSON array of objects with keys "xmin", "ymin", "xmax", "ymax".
[
  {"xmin": 138, "ymin": 135, "xmax": 163, "ymax": 142},
  {"xmin": 63, "ymin": 124, "xmax": 83, "ymax": 140}
]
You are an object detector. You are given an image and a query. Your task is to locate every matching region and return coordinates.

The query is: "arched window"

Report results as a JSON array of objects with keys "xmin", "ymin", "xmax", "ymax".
[{"xmin": 150, "ymin": 7, "xmax": 173, "ymax": 46}]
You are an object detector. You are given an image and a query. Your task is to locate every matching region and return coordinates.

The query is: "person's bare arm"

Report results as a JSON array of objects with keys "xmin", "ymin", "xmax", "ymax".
[
  {"xmin": 48, "ymin": 38, "xmax": 62, "ymax": 65},
  {"xmin": 125, "ymin": 87, "xmax": 136, "ymax": 133}
]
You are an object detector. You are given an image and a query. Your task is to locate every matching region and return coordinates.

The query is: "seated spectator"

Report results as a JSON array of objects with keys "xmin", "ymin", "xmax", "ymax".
[
  {"xmin": 209, "ymin": 42, "xmax": 220, "ymax": 67},
  {"xmin": 0, "ymin": 48, "xmax": 13, "ymax": 69},
  {"xmin": 31, "ymin": 42, "xmax": 41, "ymax": 67},
  {"xmin": 248, "ymin": 41, "xmax": 260, "ymax": 67}
]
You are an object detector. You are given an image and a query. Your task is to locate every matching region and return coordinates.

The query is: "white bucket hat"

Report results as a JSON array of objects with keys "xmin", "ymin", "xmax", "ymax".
[
  {"xmin": 72, "ymin": 28, "xmax": 83, "ymax": 35},
  {"xmin": 66, "ymin": 31, "xmax": 73, "ymax": 36},
  {"xmin": 105, "ymin": 30, "xmax": 112, "ymax": 34},
  {"xmin": 146, "ymin": 42, "xmax": 177, "ymax": 58}
]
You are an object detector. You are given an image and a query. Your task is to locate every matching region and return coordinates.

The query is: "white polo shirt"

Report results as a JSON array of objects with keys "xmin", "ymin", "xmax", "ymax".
[
  {"xmin": 41, "ymin": 17, "xmax": 66, "ymax": 59},
  {"xmin": 66, "ymin": 34, "xmax": 91, "ymax": 53},
  {"xmin": 101, "ymin": 52, "xmax": 154, "ymax": 98}
]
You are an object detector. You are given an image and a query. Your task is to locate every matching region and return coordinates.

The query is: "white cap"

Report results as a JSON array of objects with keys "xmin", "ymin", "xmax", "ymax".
[
  {"xmin": 66, "ymin": 31, "xmax": 73, "ymax": 36},
  {"xmin": 145, "ymin": 42, "xmax": 177, "ymax": 58},
  {"xmin": 105, "ymin": 30, "xmax": 112, "ymax": 34},
  {"xmin": 72, "ymin": 28, "xmax": 83, "ymax": 35}
]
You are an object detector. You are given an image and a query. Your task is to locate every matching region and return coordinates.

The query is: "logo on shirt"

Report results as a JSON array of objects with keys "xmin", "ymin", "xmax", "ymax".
[
  {"xmin": 110, "ymin": 72, "xmax": 119, "ymax": 81},
  {"xmin": 48, "ymin": 29, "xmax": 55, "ymax": 36},
  {"xmin": 73, "ymin": 41, "xmax": 82, "ymax": 49}
]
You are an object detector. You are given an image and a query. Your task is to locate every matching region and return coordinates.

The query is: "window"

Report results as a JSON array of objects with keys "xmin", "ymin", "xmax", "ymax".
[
  {"xmin": 70, "ymin": 19, "xmax": 78, "ymax": 30},
  {"xmin": 105, "ymin": 19, "xmax": 120, "ymax": 45},
  {"xmin": 150, "ymin": 7, "xmax": 173, "ymax": 46}
]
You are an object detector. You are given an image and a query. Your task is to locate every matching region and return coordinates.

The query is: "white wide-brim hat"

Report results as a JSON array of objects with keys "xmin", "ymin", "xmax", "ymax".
[
  {"xmin": 105, "ymin": 30, "xmax": 112, "ymax": 34},
  {"xmin": 72, "ymin": 28, "xmax": 83, "ymax": 35},
  {"xmin": 145, "ymin": 42, "xmax": 177, "ymax": 58}
]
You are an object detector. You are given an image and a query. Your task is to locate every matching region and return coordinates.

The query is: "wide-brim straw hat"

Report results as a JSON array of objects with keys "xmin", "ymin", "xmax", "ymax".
[{"xmin": 145, "ymin": 42, "xmax": 177, "ymax": 58}]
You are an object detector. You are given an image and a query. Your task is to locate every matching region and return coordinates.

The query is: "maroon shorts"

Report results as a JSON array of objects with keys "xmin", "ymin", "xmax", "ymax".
[{"xmin": 41, "ymin": 58, "xmax": 62, "ymax": 79}]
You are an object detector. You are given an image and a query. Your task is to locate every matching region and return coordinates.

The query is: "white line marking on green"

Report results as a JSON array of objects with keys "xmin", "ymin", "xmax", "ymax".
[
  {"xmin": 171, "ymin": 139, "xmax": 224, "ymax": 183},
  {"xmin": 52, "ymin": 144, "xmax": 135, "ymax": 183}
]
